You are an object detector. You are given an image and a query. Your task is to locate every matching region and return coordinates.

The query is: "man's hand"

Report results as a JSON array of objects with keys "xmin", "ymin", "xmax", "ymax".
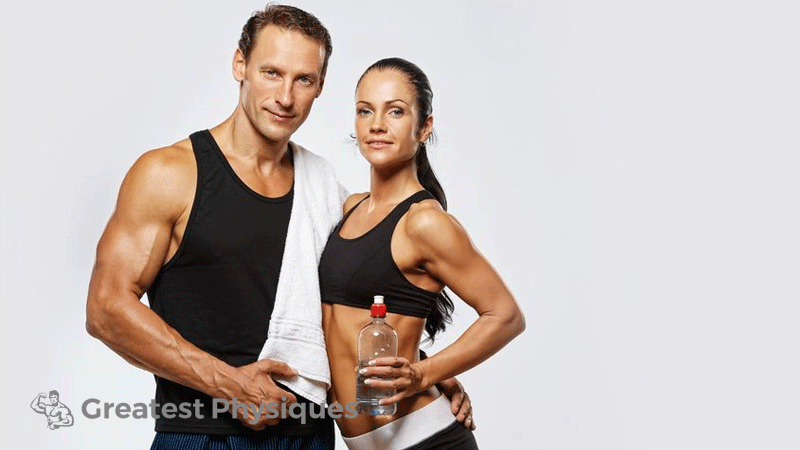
[
  {"xmin": 218, "ymin": 359, "xmax": 299, "ymax": 430},
  {"xmin": 438, "ymin": 377, "xmax": 476, "ymax": 430}
]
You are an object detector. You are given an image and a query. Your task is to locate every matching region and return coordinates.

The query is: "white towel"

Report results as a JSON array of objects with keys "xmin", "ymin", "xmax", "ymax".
[{"xmin": 257, "ymin": 141, "xmax": 347, "ymax": 405}]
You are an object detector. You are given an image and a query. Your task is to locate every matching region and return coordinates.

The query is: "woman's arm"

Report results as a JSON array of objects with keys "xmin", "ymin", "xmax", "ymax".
[{"xmin": 362, "ymin": 204, "xmax": 525, "ymax": 404}]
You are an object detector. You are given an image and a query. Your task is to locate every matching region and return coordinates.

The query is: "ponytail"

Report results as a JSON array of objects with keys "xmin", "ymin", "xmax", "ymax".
[{"xmin": 414, "ymin": 142, "xmax": 447, "ymax": 211}]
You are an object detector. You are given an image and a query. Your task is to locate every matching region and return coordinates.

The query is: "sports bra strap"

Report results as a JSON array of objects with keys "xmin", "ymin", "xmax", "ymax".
[{"xmin": 341, "ymin": 194, "xmax": 371, "ymax": 224}]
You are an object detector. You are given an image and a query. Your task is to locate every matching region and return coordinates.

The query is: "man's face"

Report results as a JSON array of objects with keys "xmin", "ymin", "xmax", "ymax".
[
  {"xmin": 234, "ymin": 25, "xmax": 325, "ymax": 144},
  {"xmin": 49, "ymin": 394, "xmax": 58, "ymax": 405}
]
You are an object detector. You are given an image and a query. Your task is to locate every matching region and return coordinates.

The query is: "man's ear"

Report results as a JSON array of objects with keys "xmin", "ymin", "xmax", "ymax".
[
  {"xmin": 316, "ymin": 77, "xmax": 325, "ymax": 98},
  {"xmin": 233, "ymin": 48, "xmax": 246, "ymax": 82}
]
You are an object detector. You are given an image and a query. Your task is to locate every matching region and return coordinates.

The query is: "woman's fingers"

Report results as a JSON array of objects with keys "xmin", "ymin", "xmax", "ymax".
[
  {"xmin": 367, "ymin": 356, "xmax": 408, "ymax": 367},
  {"xmin": 363, "ymin": 375, "xmax": 409, "ymax": 390},
  {"xmin": 377, "ymin": 391, "xmax": 406, "ymax": 406}
]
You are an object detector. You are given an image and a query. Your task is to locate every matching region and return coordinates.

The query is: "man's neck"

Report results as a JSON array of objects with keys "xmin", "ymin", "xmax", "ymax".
[{"xmin": 213, "ymin": 111, "xmax": 291, "ymax": 166}]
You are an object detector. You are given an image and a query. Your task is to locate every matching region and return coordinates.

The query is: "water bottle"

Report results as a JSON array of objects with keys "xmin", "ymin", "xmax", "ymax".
[{"xmin": 356, "ymin": 295, "xmax": 398, "ymax": 415}]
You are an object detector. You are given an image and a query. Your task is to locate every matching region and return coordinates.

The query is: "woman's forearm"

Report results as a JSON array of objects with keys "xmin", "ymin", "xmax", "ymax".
[{"xmin": 416, "ymin": 300, "xmax": 525, "ymax": 390}]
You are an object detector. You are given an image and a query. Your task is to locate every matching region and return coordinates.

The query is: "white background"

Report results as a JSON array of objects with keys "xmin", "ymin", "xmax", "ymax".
[{"xmin": 1, "ymin": 1, "xmax": 798, "ymax": 449}]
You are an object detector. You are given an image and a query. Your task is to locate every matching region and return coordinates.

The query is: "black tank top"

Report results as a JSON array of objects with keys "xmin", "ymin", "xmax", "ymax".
[
  {"xmin": 146, "ymin": 130, "xmax": 324, "ymax": 435},
  {"xmin": 318, "ymin": 190, "xmax": 440, "ymax": 318}
]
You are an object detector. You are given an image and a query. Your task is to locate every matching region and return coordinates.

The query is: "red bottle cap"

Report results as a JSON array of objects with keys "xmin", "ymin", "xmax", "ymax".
[{"xmin": 371, "ymin": 295, "xmax": 387, "ymax": 317}]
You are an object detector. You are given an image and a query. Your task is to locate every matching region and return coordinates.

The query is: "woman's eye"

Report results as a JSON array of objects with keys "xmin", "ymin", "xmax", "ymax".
[
  {"xmin": 389, "ymin": 109, "xmax": 403, "ymax": 117},
  {"xmin": 357, "ymin": 108, "xmax": 372, "ymax": 115}
]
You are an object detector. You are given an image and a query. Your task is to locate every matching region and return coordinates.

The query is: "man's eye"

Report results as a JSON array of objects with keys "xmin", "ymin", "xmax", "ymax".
[{"xmin": 299, "ymin": 76, "xmax": 313, "ymax": 85}]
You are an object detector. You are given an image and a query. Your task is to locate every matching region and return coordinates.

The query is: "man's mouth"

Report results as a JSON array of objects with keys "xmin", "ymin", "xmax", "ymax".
[{"xmin": 266, "ymin": 109, "xmax": 295, "ymax": 122}]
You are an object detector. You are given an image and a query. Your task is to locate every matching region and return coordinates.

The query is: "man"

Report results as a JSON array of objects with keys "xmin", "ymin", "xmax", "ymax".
[
  {"xmin": 30, "ymin": 391, "xmax": 74, "ymax": 429},
  {"xmin": 86, "ymin": 5, "xmax": 472, "ymax": 450}
]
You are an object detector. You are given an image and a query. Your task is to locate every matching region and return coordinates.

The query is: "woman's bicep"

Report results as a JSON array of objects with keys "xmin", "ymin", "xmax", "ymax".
[{"xmin": 410, "ymin": 209, "xmax": 517, "ymax": 316}]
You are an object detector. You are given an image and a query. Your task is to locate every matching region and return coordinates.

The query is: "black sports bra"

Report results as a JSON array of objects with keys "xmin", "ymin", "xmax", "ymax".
[{"xmin": 318, "ymin": 190, "xmax": 440, "ymax": 318}]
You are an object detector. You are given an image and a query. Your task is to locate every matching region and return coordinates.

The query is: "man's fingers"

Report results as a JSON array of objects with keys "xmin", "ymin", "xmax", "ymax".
[
  {"xmin": 272, "ymin": 386, "xmax": 297, "ymax": 405},
  {"xmin": 466, "ymin": 414, "xmax": 476, "ymax": 430},
  {"xmin": 456, "ymin": 394, "xmax": 471, "ymax": 420},
  {"xmin": 449, "ymin": 392, "xmax": 464, "ymax": 415},
  {"xmin": 261, "ymin": 359, "xmax": 298, "ymax": 378},
  {"xmin": 242, "ymin": 420, "xmax": 265, "ymax": 431}
]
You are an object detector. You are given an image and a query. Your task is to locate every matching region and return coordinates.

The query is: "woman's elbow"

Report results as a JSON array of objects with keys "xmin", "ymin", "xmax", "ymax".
[
  {"xmin": 503, "ymin": 304, "xmax": 526, "ymax": 338},
  {"xmin": 513, "ymin": 309, "xmax": 526, "ymax": 337}
]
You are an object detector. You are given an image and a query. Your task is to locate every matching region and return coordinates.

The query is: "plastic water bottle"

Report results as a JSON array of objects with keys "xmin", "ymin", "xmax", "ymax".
[{"xmin": 356, "ymin": 295, "xmax": 398, "ymax": 415}]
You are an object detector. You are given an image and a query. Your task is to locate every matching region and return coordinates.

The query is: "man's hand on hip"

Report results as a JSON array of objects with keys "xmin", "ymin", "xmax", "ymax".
[{"xmin": 218, "ymin": 359, "xmax": 299, "ymax": 430}]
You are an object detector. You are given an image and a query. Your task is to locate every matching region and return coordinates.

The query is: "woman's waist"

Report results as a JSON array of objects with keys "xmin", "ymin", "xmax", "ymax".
[{"xmin": 335, "ymin": 386, "xmax": 441, "ymax": 438}]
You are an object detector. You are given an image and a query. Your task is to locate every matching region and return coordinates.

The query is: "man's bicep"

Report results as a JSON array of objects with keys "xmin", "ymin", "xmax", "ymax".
[
  {"xmin": 93, "ymin": 209, "xmax": 173, "ymax": 298},
  {"xmin": 91, "ymin": 151, "xmax": 189, "ymax": 301}
]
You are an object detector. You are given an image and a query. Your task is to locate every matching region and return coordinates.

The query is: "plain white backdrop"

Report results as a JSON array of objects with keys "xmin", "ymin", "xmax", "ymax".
[{"xmin": 1, "ymin": 1, "xmax": 797, "ymax": 449}]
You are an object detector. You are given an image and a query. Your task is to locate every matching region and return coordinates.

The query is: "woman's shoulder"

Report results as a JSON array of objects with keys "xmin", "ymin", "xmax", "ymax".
[
  {"xmin": 342, "ymin": 192, "xmax": 370, "ymax": 215},
  {"xmin": 403, "ymin": 200, "xmax": 474, "ymax": 262},
  {"xmin": 404, "ymin": 199, "xmax": 464, "ymax": 243}
]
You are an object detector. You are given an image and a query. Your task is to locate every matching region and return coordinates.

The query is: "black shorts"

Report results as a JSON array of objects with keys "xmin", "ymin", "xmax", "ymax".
[{"xmin": 404, "ymin": 420, "xmax": 479, "ymax": 450}]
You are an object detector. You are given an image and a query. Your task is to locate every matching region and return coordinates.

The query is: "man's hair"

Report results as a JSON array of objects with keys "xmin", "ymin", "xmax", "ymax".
[
  {"xmin": 49, "ymin": 390, "xmax": 59, "ymax": 397},
  {"xmin": 238, "ymin": 4, "xmax": 333, "ymax": 82}
]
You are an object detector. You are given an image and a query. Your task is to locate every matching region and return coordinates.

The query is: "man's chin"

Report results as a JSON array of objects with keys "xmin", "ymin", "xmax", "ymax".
[{"xmin": 257, "ymin": 123, "xmax": 298, "ymax": 144}]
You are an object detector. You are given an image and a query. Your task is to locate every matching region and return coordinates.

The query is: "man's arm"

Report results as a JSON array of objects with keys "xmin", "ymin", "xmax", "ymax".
[
  {"xmin": 85, "ymin": 146, "xmax": 296, "ymax": 429},
  {"xmin": 30, "ymin": 393, "xmax": 46, "ymax": 413},
  {"xmin": 52, "ymin": 407, "xmax": 74, "ymax": 427}
]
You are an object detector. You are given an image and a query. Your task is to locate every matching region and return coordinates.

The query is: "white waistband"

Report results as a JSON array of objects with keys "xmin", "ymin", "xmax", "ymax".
[{"xmin": 342, "ymin": 394, "xmax": 455, "ymax": 450}]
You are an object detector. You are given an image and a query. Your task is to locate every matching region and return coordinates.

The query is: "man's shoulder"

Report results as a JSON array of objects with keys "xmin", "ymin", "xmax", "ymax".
[
  {"xmin": 136, "ymin": 138, "xmax": 194, "ymax": 173},
  {"xmin": 118, "ymin": 138, "xmax": 196, "ymax": 219},
  {"xmin": 128, "ymin": 139, "xmax": 195, "ymax": 187}
]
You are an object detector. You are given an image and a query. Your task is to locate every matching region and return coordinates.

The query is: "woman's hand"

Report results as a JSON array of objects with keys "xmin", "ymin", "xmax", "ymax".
[{"xmin": 358, "ymin": 356, "xmax": 426, "ymax": 406}]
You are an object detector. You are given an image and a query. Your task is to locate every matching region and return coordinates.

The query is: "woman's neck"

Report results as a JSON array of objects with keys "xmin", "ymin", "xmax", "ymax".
[{"xmin": 368, "ymin": 164, "xmax": 424, "ymax": 208}]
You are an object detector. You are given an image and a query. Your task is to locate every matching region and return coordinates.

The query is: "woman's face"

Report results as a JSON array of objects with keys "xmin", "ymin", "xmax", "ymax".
[{"xmin": 355, "ymin": 69, "xmax": 431, "ymax": 170}]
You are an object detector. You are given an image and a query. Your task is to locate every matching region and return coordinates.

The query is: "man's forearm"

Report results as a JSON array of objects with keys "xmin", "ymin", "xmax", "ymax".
[{"xmin": 86, "ymin": 292, "xmax": 236, "ymax": 399}]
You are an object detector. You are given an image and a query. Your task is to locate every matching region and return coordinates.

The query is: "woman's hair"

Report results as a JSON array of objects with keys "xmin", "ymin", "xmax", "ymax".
[{"xmin": 357, "ymin": 57, "xmax": 454, "ymax": 342}]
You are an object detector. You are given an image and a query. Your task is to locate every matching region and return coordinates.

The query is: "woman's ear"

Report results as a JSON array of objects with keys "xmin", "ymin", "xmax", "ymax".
[{"xmin": 420, "ymin": 115, "xmax": 434, "ymax": 142}]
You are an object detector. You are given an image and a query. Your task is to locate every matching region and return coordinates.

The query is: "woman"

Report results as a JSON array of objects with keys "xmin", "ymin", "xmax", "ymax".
[{"xmin": 319, "ymin": 58, "xmax": 525, "ymax": 450}]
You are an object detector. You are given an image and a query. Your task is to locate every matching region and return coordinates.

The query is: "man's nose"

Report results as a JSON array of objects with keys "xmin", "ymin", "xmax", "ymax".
[{"xmin": 276, "ymin": 80, "xmax": 294, "ymax": 109}]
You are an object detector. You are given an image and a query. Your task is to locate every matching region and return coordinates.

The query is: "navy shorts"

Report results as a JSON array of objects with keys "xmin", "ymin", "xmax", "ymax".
[{"xmin": 150, "ymin": 420, "xmax": 335, "ymax": 450}]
